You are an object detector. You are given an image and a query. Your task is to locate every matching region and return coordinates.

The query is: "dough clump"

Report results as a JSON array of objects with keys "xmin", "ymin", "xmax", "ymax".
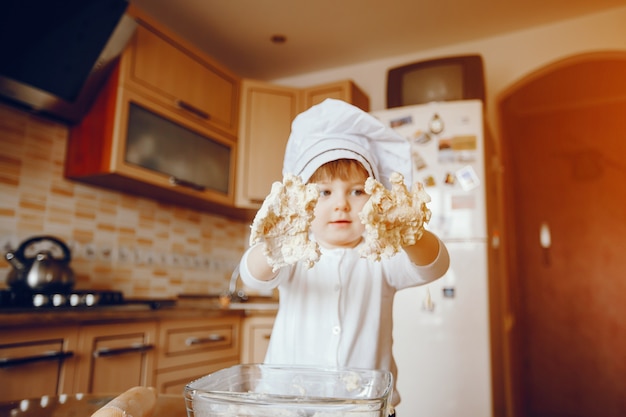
[
  {"xmin": 250, "ymin": 174, "xmax": 320, "ymax": 271},
  {"xmin": 359, "ymin": 172, "xmax": 432, "ymax": 261}
]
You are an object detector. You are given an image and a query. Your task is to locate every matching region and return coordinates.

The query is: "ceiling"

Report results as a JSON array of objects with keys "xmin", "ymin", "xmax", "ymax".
[{"xmin": 129, "ymin": 0, "xmax": 625, "ymax": 80}]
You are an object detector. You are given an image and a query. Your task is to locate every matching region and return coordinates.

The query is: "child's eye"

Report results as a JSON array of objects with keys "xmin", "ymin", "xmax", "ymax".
[
  {"xmin": 319, "ymin": 189, "xmax": 331, "ymax": 197},
  {"xmin": 351, "ymin": 189, "xmax": 366, "ymax": 197}
]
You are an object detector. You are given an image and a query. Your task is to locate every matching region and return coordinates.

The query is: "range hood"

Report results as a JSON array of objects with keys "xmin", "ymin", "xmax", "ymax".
[{"xmin": 0, "ymin": 0, "xmax": 137, "ymax": 125}]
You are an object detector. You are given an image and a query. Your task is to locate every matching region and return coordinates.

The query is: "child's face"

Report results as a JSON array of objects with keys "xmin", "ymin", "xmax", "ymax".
[{"xmin": 310, "ymin": 177, "xmax": 369, "ymax": 249}]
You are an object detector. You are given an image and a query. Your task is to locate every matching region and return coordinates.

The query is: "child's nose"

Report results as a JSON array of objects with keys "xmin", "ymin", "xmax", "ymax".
[{"xmin": 334, "ymin": 195, "xmax": 350, "ymax": 211}]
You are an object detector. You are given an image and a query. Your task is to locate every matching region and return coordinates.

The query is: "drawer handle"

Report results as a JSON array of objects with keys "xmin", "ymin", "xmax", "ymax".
[
  {"xmin": 185, "ymin": 334, "xmax": 226, "ymax": 346},
  {"xmin": 175, "ymin": 99, "xmax": 210, "ymax": 120},
  {"xmin": 93, "ymin": 343, "xmax": 154, "ymax": 358},
  {"xmin": 0, "ymin": 350, "xmax": 74, "ymax": 368},
  {"xmin": 169, "ymin": 176, "xmax": 206, "ymax": 192}
]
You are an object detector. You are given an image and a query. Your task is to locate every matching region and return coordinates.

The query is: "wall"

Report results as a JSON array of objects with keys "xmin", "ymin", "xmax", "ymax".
[
  {"xmin": 0, "ymin": 103, "xmax": 249, "ymax": 298},
  {"xmin": 272, "ymin": 6, "xmax": 626, "ymax": 135}
]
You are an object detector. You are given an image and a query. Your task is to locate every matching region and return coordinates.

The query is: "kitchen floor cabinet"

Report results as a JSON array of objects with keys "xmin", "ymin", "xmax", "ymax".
[
  {"xmin": 74, "ymin": 321, "xmax": 157, "ymax": 394},
  {"xmin": 236, "ymin": 79, "xmax": 370, "ymax": 209},
  {"xmin": 65, "ymin": 7, "xmax": 239, "ymax": 215},
  {"xmin": 154, "ymin": 316, "xmax": 241, "ymax": 394},
  {"xmin": 0, "ymin": 326, "xmax": 78, "ymax": 402},
  {"xmin": 240, "ymin": 314, "xmax": 275, "ymax": 364}
]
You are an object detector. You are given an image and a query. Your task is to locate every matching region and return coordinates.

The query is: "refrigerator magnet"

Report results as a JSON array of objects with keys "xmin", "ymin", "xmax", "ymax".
[
  {"xmin": 456, "ymin": 165, "xmax": 480, "ymax": 191},
  {"xmin": 423, "ymin": 175, "xmax": 436, "ymax": 187},
  {"xmin": 412, "ymin": 150, "xmax": 428, "ymax": 170},
  {"xmin": 390, "ymin": 115, "xmax": 412, "ymax": 128}
]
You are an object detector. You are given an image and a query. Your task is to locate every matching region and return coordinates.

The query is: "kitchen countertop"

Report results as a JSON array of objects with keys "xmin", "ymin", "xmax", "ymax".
[{"xmin": 0, "ymin": 295, "xmax": 278, "ymax": 329}]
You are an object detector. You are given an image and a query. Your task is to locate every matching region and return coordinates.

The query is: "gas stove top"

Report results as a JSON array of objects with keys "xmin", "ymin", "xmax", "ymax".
[
  {"xmin": 0, "ymin": 289, "xmax": 124, "ymax": 309},
  {"xmin": 0, "ymin": 289, "xmax": 176, "ymax": 310}
]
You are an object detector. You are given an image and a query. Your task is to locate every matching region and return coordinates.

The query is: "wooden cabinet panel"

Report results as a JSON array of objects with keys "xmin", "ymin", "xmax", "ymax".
[
  {"xmin": 0, "ymin": 327, "xmax": 78, "ymax": 402},
  {"xmin": 124, "ymin": 9, "xmax": 240, "ymax": 137},
  {"xmin": 241, "ymin": 314, "xmax": 275, "ymax": 364},
  {"xmin": 74, "ymin": 321, "xmax": 157, "ymax": 393},
  {"xmin": 154, "ymin": 316, "xmax": 240, "ymax": 394},
  {"xmin": 156, "ymin": 316, "xmax": 240, "ymax": 370},
  {"xmin": 302, "ymin": 80, "xmax": 370, "ymax": 112},
  {"xmin": 236, "ymin": 80, "xmax": 301, "ymax": 208}
]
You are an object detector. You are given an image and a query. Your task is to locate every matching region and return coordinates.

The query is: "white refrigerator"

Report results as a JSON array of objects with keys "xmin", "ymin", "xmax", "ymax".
[{"xmin": 371, "ymin": 100, "xmax": 492, "ymax": 417}]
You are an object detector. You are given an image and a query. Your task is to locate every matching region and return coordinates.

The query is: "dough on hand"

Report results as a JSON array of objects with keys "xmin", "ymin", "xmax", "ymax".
[
  {"xmin": 250, "ymin": 174, "xmax": 320, "ymax": 271},
  {"xmin": 359, "ymin": 172, "xmax": 432, "ymax": 261}
]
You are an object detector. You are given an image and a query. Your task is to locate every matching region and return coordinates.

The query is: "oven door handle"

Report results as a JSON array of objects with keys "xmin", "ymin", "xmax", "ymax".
[
  {"xmin": 0, "ymin": 350, "xmax": 74, "ymax": 368},
  {"xmin": 93, "ymin": 343, "xmax": 154, "ymax": 358}
]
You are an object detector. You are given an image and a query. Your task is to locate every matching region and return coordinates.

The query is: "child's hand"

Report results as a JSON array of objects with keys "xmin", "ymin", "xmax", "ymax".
[
  {"xmin": 249, "ymin": 174, "xmax": 320, "ymax": 271},
  {"xmin": 359, "ymin": 172, "xmax": 432, "ymax": 261}
]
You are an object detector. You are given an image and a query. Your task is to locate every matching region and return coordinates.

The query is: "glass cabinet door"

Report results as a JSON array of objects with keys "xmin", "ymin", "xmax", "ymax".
[{"xmin": 125, "ymin": 102, "xmax": 232, "ymax": 195}]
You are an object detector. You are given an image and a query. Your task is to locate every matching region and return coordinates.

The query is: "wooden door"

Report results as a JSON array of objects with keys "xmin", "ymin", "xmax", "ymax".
[
  {"xmin": 0, "ymin": 327, "xmax": 78, "ymax": 402},
  {"xmin": 499, "ymin": 52, "xmax": 626, "ymax": 416},
  {"xmin": 75, "ymin": 322, "xmax": 157, "ymax": 393},
  {"xmin": 236, "ymin": 79, "xmax": 301, "ymax": 208}
]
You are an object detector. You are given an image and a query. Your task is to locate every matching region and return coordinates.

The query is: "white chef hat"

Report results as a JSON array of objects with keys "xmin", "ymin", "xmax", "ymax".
[{"xmin": 282, "ymin": 98, "xmax": 412, "ymax": 189}]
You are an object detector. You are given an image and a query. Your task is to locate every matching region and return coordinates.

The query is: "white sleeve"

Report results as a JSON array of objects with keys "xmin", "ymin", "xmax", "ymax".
[
  {"xmin": 410, "ymin": 236, "xmax": 450, "ymax": 282},
  {"xmin": 387, "ymin": 236, "xmax": 450, "ymax": 289},
  {"xmin": 239, "ymin": 244, "xmax": 283, "ymax": 291}
]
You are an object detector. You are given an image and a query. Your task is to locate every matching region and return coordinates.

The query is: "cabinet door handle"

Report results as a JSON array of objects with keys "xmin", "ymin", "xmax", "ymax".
[
  {"xmin": 93, "ymin": 343, "xmax": 154, "ymax": 358},
  {"xmin": 185, "ymin": 334, "xmax": 226, "ymax": 346},
  {"xmin": 175, "ymin": 99, "xmax": 210, "ymax": 120},
  {"xmin": 169, "ymin": 176, "xmax": 206, "ymax": 191},
  {"xmin": 0, "ymin": 350, "xmax": 74, "ymax": 368}
]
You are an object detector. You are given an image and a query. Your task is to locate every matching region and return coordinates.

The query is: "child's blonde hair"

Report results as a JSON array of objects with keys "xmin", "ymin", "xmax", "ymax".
[{"xmin": 308, "ymin": 159, "xmax": 369, "ymax": 184}]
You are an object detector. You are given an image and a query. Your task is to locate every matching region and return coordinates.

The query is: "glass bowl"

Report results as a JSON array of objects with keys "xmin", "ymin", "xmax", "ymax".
[{"xmin": 184, "ymin": 364, "xmax": 393, "ymax": 417}]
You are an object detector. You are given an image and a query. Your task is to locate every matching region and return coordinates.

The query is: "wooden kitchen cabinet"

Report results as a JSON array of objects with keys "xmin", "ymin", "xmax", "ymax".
[
  {"xmin": 0, "ymin": 326, "xmax": 78, "ymax": 402},
  {"xmin": 74, "ymin": 321, "xmax": 157, "ymax": 394},
  {"xmin": 235, "ymin": 79, "xmax": 302, "ymax": 208},
  {"xmin": 65, "ymin": 7, "xmax": 240, "ymax": 216},
  {"xmin": 235, "ymin": 79, "xmax": 370, "ymax": 209},
  {"xmin": 153, "ymin": 316, "xmax": 241, "ymax": 394},
  {"xmin": 123, "ymin": 6, "xmax": 240, "ymax": 138},
  {"xmin": 240, "ymin": 313, "xmax": 275, "ymax": 364},
  {"xmin": 302, "ymin": 80, "xmax": 370, "ymax": 112}
]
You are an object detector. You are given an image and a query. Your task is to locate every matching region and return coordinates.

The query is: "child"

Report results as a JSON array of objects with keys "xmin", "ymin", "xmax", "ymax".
[{"xmin": 239, "ymin": 99, "xmax": 450, "ymax": 410}]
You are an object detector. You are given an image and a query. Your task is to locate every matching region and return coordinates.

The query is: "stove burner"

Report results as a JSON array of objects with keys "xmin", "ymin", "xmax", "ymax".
[{"xmin": 0, "ymin": 289, "xmax": 124, "ymax": 309}]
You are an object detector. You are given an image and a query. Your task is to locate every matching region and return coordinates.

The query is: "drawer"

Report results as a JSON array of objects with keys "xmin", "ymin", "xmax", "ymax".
[{"xmin": 157, "ymin": 316, "xmax": 240, "ymax": 370}]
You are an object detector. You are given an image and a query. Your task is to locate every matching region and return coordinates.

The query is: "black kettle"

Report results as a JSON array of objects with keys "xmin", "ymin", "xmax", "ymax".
[{"xmin": 5, "ymin": 235, "xmax": 75, "ymax": 292}]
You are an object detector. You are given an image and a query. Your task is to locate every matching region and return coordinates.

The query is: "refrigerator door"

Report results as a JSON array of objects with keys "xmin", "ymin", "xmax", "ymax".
[
  {"xmin": 371, "ymin": 100, "xmax": 487, "ymax": 240},
  {"xmin": 392, "ymin": 241, "xmax": 492, "ymax": 417}
]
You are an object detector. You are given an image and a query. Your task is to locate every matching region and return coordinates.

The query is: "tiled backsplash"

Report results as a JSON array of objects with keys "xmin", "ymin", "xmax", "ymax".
[{"xmin": 0, "ymin": 103, "xmax": 250, "ymax": 298}]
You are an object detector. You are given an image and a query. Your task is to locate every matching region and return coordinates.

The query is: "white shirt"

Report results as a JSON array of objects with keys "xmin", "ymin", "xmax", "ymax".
[{"xmin": 239, "ymin": 238, "xmax": 449, "ymax": 406}]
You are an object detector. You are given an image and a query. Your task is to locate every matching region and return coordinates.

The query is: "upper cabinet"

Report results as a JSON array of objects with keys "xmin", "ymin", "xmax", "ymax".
[
  {"xmin": 302, "ymin": 80, "xmax": 370, "ymax": 112},
  {"xmin": 236, "ymin": 79, "xmax": 370, "ymax": 209},
  {"xmin": 236, "ymin": 80, "xmax": 302, "ymax": 208},
  {"xmin": 64, "ymin": 5, "xmax": 370, "ymax": 217},
  {"xmin": 122, "ymin": 15, "xmax": 239, "ymax": 138},
  {"xmin": 65, "ymin": 7, "xmax": 241, "ymax": 215}
]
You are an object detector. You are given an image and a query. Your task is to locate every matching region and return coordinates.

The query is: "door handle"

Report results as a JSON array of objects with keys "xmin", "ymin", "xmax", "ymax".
[
  {"xmin": 540, "ymin": 222, "xmax": 551, "ymax": 266},
  {"xmin": 185, "ymin": 334, "xmax": 226, "ymax": 346},
  {"xmin": 0, "ymin": 350, "xmax": 74, "ymax": 368},
  {"xmin": 93, "ymin": 343, "xmax": 154, "ymax": 358}
]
